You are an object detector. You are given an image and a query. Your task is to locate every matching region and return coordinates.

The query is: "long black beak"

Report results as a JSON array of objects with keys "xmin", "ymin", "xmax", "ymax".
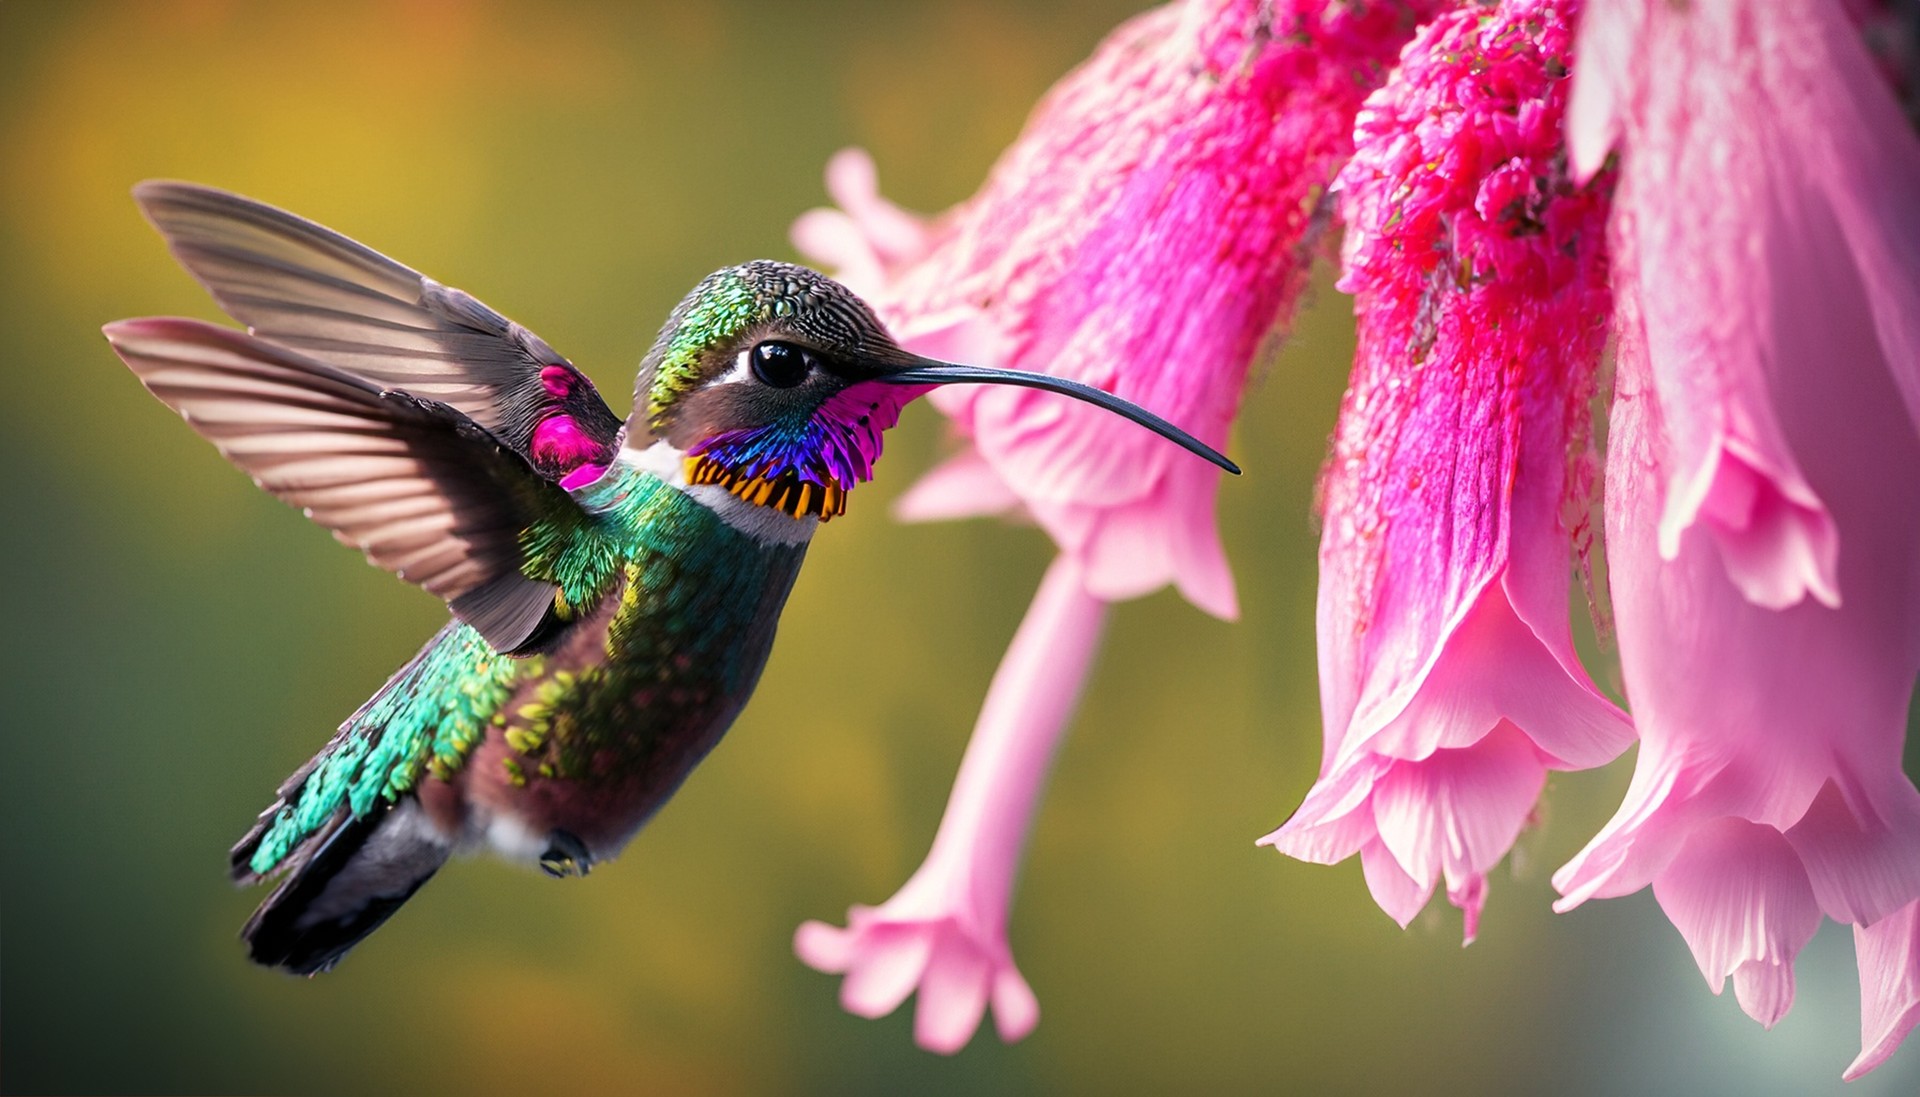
[{"xmin": 879, "ymin": 362, "xmax": 1241, "ymax": 475}]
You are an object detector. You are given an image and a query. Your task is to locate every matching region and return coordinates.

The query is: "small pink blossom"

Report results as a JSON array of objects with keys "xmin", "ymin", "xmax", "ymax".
[
  {"xmin": 794, "ymin": 557, "xmax": 1096, "ymax": 1054},
  {"xmin": 1260, "ymin": 0, "xmax": 1634, "ymax": 941},
  {"xmin": 1550, "ymin": 0, "xmax": 1920, "ymax": 1076},
  {"xmin": 795, "ymin": 0, "xmax": 1442, "ymax": 1050}
]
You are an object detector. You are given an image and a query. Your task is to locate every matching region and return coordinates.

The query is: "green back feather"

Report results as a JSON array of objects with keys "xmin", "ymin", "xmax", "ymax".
[{"xmin": 247, "ymin": 622, "xmax": 528, "ymax": 875}]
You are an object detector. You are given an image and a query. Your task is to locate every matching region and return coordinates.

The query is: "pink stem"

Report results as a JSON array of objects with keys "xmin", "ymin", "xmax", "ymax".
[{"xmin": 908, "ymin": 554, "xmax": 1110, "ymax": 927}]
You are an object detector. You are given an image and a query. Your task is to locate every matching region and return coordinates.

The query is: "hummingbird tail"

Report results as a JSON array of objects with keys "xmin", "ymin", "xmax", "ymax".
[{"xmin": 234, "ymin": 799, "xmax": 451, "ymax": 976}]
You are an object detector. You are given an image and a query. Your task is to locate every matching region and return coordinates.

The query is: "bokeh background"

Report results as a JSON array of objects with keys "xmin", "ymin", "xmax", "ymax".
[{"xmin": 2, "ymin": 2, "xmax": 1915, "ymax": 1094}]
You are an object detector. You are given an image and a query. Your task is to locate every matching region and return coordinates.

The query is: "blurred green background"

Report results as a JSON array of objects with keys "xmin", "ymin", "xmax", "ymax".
[{"xmin": 1, "ymin": 2, "xmax": 1914, "ymax": 1094}]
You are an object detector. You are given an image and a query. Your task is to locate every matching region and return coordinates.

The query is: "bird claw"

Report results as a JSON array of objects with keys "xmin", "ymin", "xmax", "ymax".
[{"xmin": 538, "ymin": 830, "xmax": 594, "ymax": 878}]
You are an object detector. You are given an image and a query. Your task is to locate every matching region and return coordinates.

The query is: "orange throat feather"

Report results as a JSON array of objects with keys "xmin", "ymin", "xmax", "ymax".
[{"xmin": 684, "ymin": 456, "xmax": 848, "ymax": 521}]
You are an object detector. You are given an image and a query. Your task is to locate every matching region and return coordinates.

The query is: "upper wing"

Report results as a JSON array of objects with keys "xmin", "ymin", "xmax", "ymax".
[
  {"xmin": 132, "ymin": 181, "xmax": 623, "ymax": 481},
  {"xmin": 106, "ymin": 317, "xmax": 582, "ymax": 653}
]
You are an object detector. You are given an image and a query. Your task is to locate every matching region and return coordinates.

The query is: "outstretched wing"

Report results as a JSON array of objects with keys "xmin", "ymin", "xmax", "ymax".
[
  {"xmin": 106, "ymin": 317, "xmax": 581, "ymax": 652},
  {"xmin": 132, "ymin": 180, "xmax": 622, "ymax": 481}
]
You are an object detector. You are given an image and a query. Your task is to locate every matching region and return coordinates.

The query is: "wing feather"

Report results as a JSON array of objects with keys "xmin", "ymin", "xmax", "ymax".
[
  {"xmin": 106, "ymin": 317, "xmax": 576, "ymax": 653},
  {"xmin": 133, "ymin": 181, "xmax": 623, "ymax": 479}
]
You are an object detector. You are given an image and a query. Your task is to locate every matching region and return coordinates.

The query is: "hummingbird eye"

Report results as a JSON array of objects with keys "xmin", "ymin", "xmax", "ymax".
[{"xmin": 748, "ymin": 341, "xmax": 815, "ymax": 389}]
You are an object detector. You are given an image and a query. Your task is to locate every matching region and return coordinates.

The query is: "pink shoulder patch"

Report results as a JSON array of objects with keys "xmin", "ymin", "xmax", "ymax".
[
  {"xmin": 531, "ymin": 414, "xmax": 604, "ymax": 478},
  {"xmin": 538, "ymin": 364, "xmax": 576, "ymax": 398}
]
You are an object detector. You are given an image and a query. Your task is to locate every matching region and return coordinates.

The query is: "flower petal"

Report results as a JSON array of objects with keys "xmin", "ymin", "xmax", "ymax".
[
  {"xmin": 794, "ymin": 918, "xmax": 857, "ymax": 973},
  {"xmin": 990, "ymin": 963, "xmax": 1041, "ymax": 1043},
  {"xmin": 892, "ymin": 448, "xmax": 1022, "ymax": 524},
  {"xmin": 914, "ymin": 935, "xmax": 992, "ymax": 1055},
  {"xmin": 837, "ymin": 923, "xmax": 936, "ymax": 1020},
  {"xmin": 1662, "ymin": 441, "xmax": 1838, "ymax": 610},
  {"xmin": 1783, "ymin": 777, "xmax": 1920, "ymax": 928},
  {"xmin": 1361, "ymin": 837, "xmax": 1434, "ymax": 930},
  {"xmin": 1651, "ymin": 818, "xmax": 1821, "ymax": 1029},
  {"xmin": 1369, "ymin": 723, "xmax": 1546, "ymax": 912},
  {"xmin": 1845, "ymin": 900, "xmax": 1920, "ymax": 1081},
  {"xmin": 1258, "ymin": 754, "xmax": 1392, "ymax": 866}
]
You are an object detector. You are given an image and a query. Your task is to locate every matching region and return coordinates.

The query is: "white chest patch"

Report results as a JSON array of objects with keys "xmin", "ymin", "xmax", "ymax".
[{"xmin": 619, "ymin": 440, "xmax": 818, "ymax": 547}]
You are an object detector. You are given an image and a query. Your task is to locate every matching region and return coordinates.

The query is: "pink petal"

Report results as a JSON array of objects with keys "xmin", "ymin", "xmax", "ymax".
[
  {"xmin": 790, "ymin": 147, "xmax": 933, "ymax": 300},
  {"xmin": 990, "ymin": 964, "xmax": 1041, "ymax": 1043},
  {"xmin": 794, "ymin": 918, "xmax": 857, "ymax": 972},
  {"xmin": 892, "ymin": 448, "xmax": 1022, "ymax": 524},
  {"xmin": 1167, "ymin": 457, "xmax": 1240, "ymax": 621},
  {"xmin": 1651, "ymin": 818, "xmax": 1821, "ymax": 1029},
  {"xmin": 1551, "ymin": 753, "xmax": 1693, "ymax": 911},
  {"xmin": 1361, "ymin": 837, "xmax": 1434, "ymax": 930},
  {"xmin": 1369, "ymin": 724, "xmax": 1546, "ymax": 914},
  {"xmin": 1783, "ymin": 778, "xmax": 1920, "ymax": 928},
  {"xmin": 1846, "ymin": 900, "xmax": 1920, "ymax": 1081},
  {"xmin": 838, "ymin": 924, "xmax": 935, "ymax": 1020},
  {"xmin": 821, "ymin": 147, "xmax": 929, "ymax": 268},
  {"xmin": 1564, "ymin": 0, "xmax": 1640, "ymax": 180},
  {"xmin": 1731, "ymin": 960, "xmax": 1800, "ymax": 1034},
  {"xmin": 914, "ymin": 934, "xmax": 993, "ymax": 1055},
  {"xmin": 1357, "ymin": 583, "xmax": 1632, "ymax": 771},
  {"xmin": 789, "ymin": 207, "xmax": 886, "ymax": 298},
  {"xmin": 1665, "ymin": 441, "xmax": 1839, "ymax": 610},
  {"xmin": 1258, "ymin": 754, "xmax": 1393, "ymax": 866}
]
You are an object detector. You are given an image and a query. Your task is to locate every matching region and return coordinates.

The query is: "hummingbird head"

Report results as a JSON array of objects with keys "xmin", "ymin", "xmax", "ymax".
[{"xmin": 633, "ymin": 260, "xmax": 1235, "ymax": 521}]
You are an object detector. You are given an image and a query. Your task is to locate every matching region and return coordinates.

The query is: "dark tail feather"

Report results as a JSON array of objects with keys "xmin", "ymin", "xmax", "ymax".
[{"xmin": 232, "ymin": 800, "xmax": 451, "ymax": 975}]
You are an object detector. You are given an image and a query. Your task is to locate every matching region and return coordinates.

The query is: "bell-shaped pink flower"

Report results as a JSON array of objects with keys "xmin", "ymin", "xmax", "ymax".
[
  {"xmin": 794, "ymin": 557, "xmax": 1097, "ymax": 1054},
  {"xmin": 1260, "ymin": 0, "xmax": 1634, "ymax": 942},
  {"xmin": 1551, "ymin": 0, "xmax": 1920, "ymax": 1076},
  {"xmin": 795, "ymin": 0, "xmax": 1443, "ymax": 1051}
]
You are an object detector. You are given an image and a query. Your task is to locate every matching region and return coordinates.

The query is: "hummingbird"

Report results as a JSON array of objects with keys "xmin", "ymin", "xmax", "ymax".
[{"xmin": 106, "ymin": 182, "xmax": 1239, "ymax": 976}]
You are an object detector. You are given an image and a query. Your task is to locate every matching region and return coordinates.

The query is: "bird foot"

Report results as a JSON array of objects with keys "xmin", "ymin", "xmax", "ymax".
[{"xmin": 538, "ymin": 830, "xmax": 594, "ymax": 878}]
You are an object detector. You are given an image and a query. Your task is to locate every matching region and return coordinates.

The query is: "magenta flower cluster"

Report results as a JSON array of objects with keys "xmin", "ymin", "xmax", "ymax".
[
  {"xmin": 1261, "ymin": 0, "xmax": 1630, "ymax": 945},
  {"xmin": 790, "ymin": 0, "xmax": 1920, "ymax": 1078}
]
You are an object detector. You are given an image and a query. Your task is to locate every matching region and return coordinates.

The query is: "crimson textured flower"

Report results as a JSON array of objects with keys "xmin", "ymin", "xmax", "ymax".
[{"xmin": 1260, "ymin": 0, "xmax": 1633, "ymax": 943}]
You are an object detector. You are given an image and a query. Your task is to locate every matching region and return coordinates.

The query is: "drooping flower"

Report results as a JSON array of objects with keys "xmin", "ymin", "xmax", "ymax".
[
  {"xmin": 1259, "ymin": 0, "xmax": 1635, "ymax": 942},
  {"xmin": 1548, "ymin": 0, "xmax": 1920, "ymax": 1075},
  {"xmin": 793, "ymin": 0, "xmax": 1444, "ymax": 1051},
  {"xmin": 795, "ymin": 557, "xmax": 1098, "ymax": 1053}
]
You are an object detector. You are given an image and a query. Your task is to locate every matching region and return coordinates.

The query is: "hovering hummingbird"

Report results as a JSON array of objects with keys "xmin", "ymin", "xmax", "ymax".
[{"xmin": 106, "ymin": 182, "xmax": 1239, "ymax": 975}]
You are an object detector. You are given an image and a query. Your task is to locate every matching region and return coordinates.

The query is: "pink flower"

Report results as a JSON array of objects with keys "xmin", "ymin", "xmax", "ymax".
[
  {"xmin": 1259, "ymin": 0, "xmax": 1635, "ymax": 942},
  {"xmin": 794, "ymin": 0, "xmax": 1441, "ymax": 1051},
  {"xmin": 1547, "ymin": 0, "xmax": 1920, "ymax": 1077},
  {"xmin": 794, "ymin": 557, "xmax": 1097, "ymax": 1054}
]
